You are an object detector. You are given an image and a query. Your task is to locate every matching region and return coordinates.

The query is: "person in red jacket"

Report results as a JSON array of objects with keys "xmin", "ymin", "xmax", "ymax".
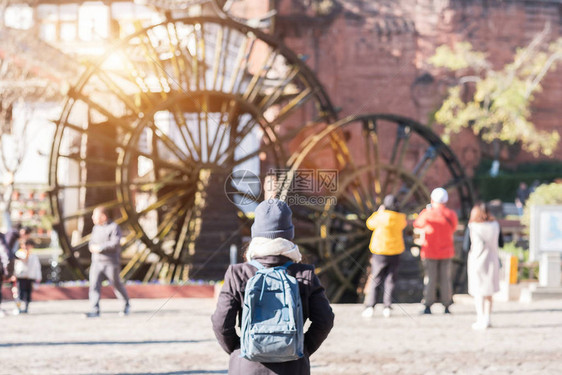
[{"xmin": 413, "ymin": 187, "xmax": 458, "ymax": 314}]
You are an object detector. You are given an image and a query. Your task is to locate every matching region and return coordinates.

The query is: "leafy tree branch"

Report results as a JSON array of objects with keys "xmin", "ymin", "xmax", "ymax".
[{"xmin": 429, "ymin": 26, "xmax": 561, "ymax": 156}]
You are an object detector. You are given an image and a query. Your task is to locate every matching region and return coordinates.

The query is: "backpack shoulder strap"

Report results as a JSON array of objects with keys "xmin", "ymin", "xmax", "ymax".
[
  {"xmin": 277, "ymin": 261, "xmax": 293, "ymax": 270},
  {"xmin": 249, "ymin": 259, "xmax": 265, "ymax": 270}
]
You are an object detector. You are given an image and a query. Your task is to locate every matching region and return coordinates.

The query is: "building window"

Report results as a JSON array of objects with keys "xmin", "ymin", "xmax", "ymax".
[{"xmin": 4, "ymin": 5, "xmax": 34, "ymax": 30}]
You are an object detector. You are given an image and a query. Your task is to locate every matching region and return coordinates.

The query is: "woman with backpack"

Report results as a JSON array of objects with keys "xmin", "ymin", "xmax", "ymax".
[{"xmin": 211, "ymin": 198, "xmax": 334, "ymax": 374}]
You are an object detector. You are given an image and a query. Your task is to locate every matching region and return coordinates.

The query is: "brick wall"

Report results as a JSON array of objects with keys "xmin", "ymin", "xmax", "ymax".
[{"xmin": 274, "ymin": 0, "xmax": 562, "ymax": 175}]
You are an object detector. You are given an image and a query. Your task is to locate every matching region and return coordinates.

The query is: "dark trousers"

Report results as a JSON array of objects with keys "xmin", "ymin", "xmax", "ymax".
[
  {"xmin": 364, "ymin": 254, "xmax": 400, "ymax": 308},
  {"xmin": 89, "ymin": 262, "xmax": 129, "ymax": 313},
  {"xmin": 422, "ymin": 258, "xmax": 453, "ymax": 307},
  {"xmin": 17, "ymin": 278, "xmax": 33, "ymax": 304},
  {"xmin": 0, "ymin": 268, "xmax": 3, "ymax": 305}
]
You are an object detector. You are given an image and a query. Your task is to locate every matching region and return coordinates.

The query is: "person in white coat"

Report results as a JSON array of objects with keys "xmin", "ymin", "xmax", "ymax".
[
  {"xmin": 466, "ymin": 202, "xmax": 501, "ymax": 330},
  {"xmin": 14, "ymin": 239, "xmax": 42, "ymax": 314}
]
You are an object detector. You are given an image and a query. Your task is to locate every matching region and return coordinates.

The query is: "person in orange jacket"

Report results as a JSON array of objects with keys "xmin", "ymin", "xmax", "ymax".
[
  {"xmin": 413, "ymin": 187, "xmax": 458, "ymax": 315},
  {"xmin": 362, "ymin": 195, "xmax": 407, "ymax": 319}
]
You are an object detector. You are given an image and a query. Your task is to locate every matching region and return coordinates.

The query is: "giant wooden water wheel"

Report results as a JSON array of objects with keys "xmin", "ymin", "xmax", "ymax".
[
  {"xmin": 277, "ymin": 114, "xmax": 474, "ymax": 302},
  {"xmin": 48, "ymin": 15, "xmax": 335, "ymax": 281}
]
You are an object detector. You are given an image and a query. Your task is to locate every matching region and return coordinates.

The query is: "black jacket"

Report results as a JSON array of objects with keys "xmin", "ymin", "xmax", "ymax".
[{"xmin": 211, "ymin": 255, "xmax": 334, "ymax": 375}]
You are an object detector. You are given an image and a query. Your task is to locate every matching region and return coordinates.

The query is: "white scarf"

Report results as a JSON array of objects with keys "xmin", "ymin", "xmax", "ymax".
[{"xmin": 246, "ymin": 237, "xmax": 302, "ymax": 263}]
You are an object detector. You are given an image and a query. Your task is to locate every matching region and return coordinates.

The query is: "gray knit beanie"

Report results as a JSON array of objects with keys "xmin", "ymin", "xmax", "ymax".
[
  {"xmin": 383, "ymin": 194, "xmax": 400, "ymax": 212},
  {"xmin": 251, "ymin": 199, "xmax": 295, "ymax": 240}
]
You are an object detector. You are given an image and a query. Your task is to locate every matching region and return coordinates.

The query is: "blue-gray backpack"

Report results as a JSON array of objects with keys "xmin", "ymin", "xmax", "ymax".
[{"xmin": 240, "ymin": 260, "xmax": 304, "ymax": 362}]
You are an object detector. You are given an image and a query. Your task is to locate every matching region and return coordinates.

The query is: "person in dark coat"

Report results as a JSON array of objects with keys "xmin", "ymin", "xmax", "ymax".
[
  {"xmin": 5, "ymin": 225, "xmax": 32, "ymax": 256},
  {"xmin": 0, "ymin": 233, "xmax": 9, "ymax": 317},
  {"xmin": 211, "ymin": 199, "xmax": 334, "ymax": 375}
]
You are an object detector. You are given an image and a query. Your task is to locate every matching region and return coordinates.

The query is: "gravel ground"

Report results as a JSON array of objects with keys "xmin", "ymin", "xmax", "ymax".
[{"xmin": 1, "ymin": 296, "xmax": 561, "ymax": 374}]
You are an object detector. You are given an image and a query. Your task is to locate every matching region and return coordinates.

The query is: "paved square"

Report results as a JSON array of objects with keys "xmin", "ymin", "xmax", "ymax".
[{"xmin": 1, "ymin": 297, "xmax": 561, "ymax": 374}]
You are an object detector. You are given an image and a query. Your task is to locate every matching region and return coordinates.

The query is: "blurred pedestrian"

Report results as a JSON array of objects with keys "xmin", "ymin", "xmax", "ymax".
[
  {"xmin": 0, "ymin": 234, "xmax": 9, "ymax": 317},
  {"xmin": 13, "ymin": 239, "xmax": 42, "ymax": 314},
  {"xmin": 515, "ymin": 182, "xmax": 529, "ymax": 216},
  {"xmin": 211, "ymin": 199, "xmax": 334, "ymax": 374},
  {"xmin": 85, "ymin": 206, "xmax": 130, "ymax": 318},
  {"xmin": 413, "ymin": 187, "xmax": 458, "ymax": 314},
  {"xmin": 529, "ymin": 179, "xmax": 541, "ymax": 193},
  {"xmin": 466, "ymin": 202, "xmax": 500, "ymax": 330},
  {"xmin": 5, "ymin": 226, "xmax": 32, "ymax": 297},
  {"xmin": 5, "ymin": 224, "xmax": 32, "ymax": 256},
  {"xmin": 362, "ymin": 194, "xmax": 407, "ymax": 319}
]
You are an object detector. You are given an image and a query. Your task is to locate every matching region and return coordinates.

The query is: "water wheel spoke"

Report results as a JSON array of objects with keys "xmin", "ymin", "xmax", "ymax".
[
  {"xmin": 142, "ymin": 260, "xmax": 159, "ymax": 283},
  {"xmin": 93, "ymin": 68, "xmax": 141, "ymax": 115},
  {"xmin": 227, "ymin": 35, "xmax": 251, "ymax": 93},
  {"xmin": 139, "ymin": 29, "xmax": 172, "ymax": 96},
  {"xmin": 154, "ymin": 198, "xmax": 194, "ymax": 243},
  {"xmin": 120, "ymin": 230, "xmax": 144, "ymax": 251},
  {"xmin": 229, "ymin": 138, "xmax": 272, "ymax": 168},
  {"xmin": 58, "ymin": 153, "xmax": 118, "ymax": 168},
  {"xmin": 133, "ymin": 149, "xmax": 192, "ymax": 174},
  {"xmin": 136, "ymin": 186, "xmax": 195, "ymax": 218},
  {"xmin": 295, "ymin": 231, "xmax": 367, "ymax": 245},
  {"xmin": 202, "ymin": 93, "xmax": 212, "ymax": 162},
  {"xmin": 316, "ymin": 238, "xmax": 370, "ymax": 275},
  {"xmin": 173, "ymin": 207, "xmax": 194, "ymax": 260},
  {"xmin": 164, "ymin": 263, "xmax": 177, "ymax": 283},
  {"xmin": 215, "ymin": 118, "xmax": 259, "ymax": 166},
  {"xmin": 332, "ymin": 250, "xmax": 371, "ymax": 303},
  {"xmin": 177, "ymin": 26, "xmax": 198, "ymax": 89},
  {"xmin": 243, "ymin": 49, "xmax": 278, "ymax": 103},
  {"xmin": 70, "ymin": 235, "xmax": 90, "ymax": 249},
  {"xmin": 198, "ymin": 22, "xmax": 208, "ymax": 90},
  {"xmin": 163, "ymin": 22, "xmax": 186, "ymax": 90},
  {"xmin": 158, "ymin": 261, "xmax": 171, "ymax": 281},
  {"xmin": 353, "ymin": 173, "xmax": 377, "ymax": 213},
  {"xmin": 233, "ymin": 117, "xmax": 260, "ymax": 146},
  {"xmin": 70, "ymin": 92, "xmax": 134, "ymax": 132},
  {"xmin": 207, "ymin": 99, "xmax": 234, "ymax": 162},
  {"xmin": 339, "ymin": 185, "xmax": 369, "ymax": 216},
  {"xmin": 121, "ymin": 244, "xmax": 152, "ymax": 279},
  {"xmin": 364, "ymin": 118, "xmax": 383, "ymax": 204},
  {"xmin": 217, "ymin": 26, "xmax": 232, "ymax": 92},
  {"xmin": 398, "ymin": 178, "xmax": 428, "ymax": 210},
  {"xmin": 58, "ymin": 181, "xmax": 120, "ymax": 189},
  {"xmin": 398, "ymin": 148, "xmax": 439, "ymax": 209},
  {"xmin": 60, "ymin": 120, "xmax": 127, "ymax": 151},
  {"xmin": 149, "ymin": 261, "xmax": 165, "ymax": 282},
  {"xmin": 163, "ymin": 105, "xmax": 197, "ymax": 161},
  {"xmin": 258, "ymin": 65, "xmax": 301, "ymax": 109},
  {"xmin": 120, "ymin": 52, "xmax": 160, "ymax": 106},
  {"xmin": 443, "ymin": 176, "xmax": 471, "ymax": 191},
  {"xmin": 210, "ymin": 25, "xmax": 224, "ymax": 91},
  {"xmin": 128, "ymin": 179, "xmax": 191, "ymax": 193},
  {"xmin": 382, "ymin": 123, "xmax": 410, "ymax": 197},
  {"xmin": 275, "ymin": 86, "xmax": 314, "ymax": 124},
  {"xmin": 295, "ymin": 203, "xmax": 365, "ymax": 229},
  {"xmin": 146, "ymin": 120, "xmax": 192, "ymax": 163}
]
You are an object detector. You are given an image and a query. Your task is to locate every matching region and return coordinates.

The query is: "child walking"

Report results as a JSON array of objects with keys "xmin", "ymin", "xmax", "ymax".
[{"xmin": 14, "ymin": 239, "xmax": 42, "ymax": 314}]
